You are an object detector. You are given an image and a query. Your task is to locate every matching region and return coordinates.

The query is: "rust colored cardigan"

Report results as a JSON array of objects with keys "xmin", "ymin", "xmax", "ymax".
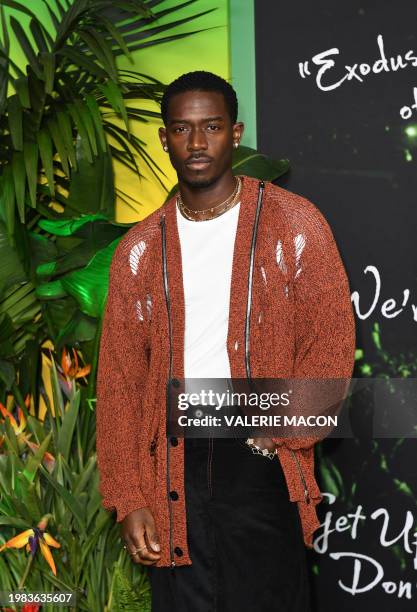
[{"xmin": 96, "ymin": 175, "xmax": 356, "ymax": 568}]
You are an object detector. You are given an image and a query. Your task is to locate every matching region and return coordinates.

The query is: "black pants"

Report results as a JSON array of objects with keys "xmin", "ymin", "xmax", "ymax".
[{"xmin": 147, "ymin": 437, "xmax": 311, "ymax": 611}]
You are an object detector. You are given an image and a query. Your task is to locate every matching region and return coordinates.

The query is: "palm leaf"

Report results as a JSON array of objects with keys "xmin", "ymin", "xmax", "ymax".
[
  {"xmin": 23, "ymin": 140, "xmax": 39, "ymax": 209},
  {"xmin": 114, "ymin": 28, "xmax": 214, "ymax": 55},
  {"xmin": 39, "ymin": 51, "xmax": 56, "ymax": 94},
  {"xmin": 74, "ymin": 100, "xmax": 98, "ymax": 157},
  {"xmin": 9, "ymin": 16, "xmax": 42, "ymax": 77},
  {"xmin": 29, "ymin": 18, "xmax": 51, "ymax": 53},
  {"xmin": 78, "ymin": 28, "xmax": 118, "ymax": 81},
  {"xmin": 40, "ymin": 0, "xmax": 61, "ymax": 34},
  {"xmin": 48, "ymin": 117, "xmax": 71, "ymax": 177},
  {"xmin": 0, "ymin": 6, "xmax": 10, "ymax": 115},
  {"xmin": 95, "ymin": 13, "xmax": 132, "ymax": 60},
  {"xmin": 143, "ymin": 0, "xmax": 204, "ymax": 22},
  {"xmin": 85, "ymin": 94, "xmax": 107, "ymax": 153},
  {"xmin": 0, "ymin": 221, "xmax": 27, "ymax": 298},
  {"xmin": 120, "ymin": 8, "xmax": 216, "ymax": 42},
  {"xmin": 0, "ymin": 165, "xmax": 16, "ymax": 240},
  {"xmin": 7, "ymin": 95, "xmax": 23, "ymax": 151},
  {"xmin": 56, "ymin": 109, "xmax": 77, "ymax": 169},
  {"xmin": 67, "ymin": 103, "xmax": 93, "ymax": 163},
  {"xmin": 11, "ymin": 151, "xmax": 26, "ymax": 222},
  {"xmin": 0, "ymin": 0, "xmax": 50, "ymax": 26},
  {"xmin": 37, "ymin": 128, "xmax": 55, "ymax": 195},
  {"xmin": 98, "ymin": 80, "xmax": 129, "ymax": 133}
]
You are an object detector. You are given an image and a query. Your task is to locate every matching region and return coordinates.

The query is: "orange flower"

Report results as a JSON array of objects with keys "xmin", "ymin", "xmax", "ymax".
[
  {"xmin": 0, "ymin": 515, "xmax": 60, "ymax": 576},
  {"xmin": 0, "ymin": 401, "xmax": 54, "ymax": 469},
  {"xmin": 0, "ymin": 402, "xmax": 26, "ymax": 436},
  {"xmin": 61, "ymin": 347, "xmax": 91, "ymax": 380}
]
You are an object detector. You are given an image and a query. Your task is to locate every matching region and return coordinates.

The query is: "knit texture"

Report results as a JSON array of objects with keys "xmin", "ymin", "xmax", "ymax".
[{"xmin": 96, "ymin": 175, "xmax": 356, "ymax": 567}]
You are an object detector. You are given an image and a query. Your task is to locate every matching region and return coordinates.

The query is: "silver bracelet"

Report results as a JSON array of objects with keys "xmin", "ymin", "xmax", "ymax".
[{"xmin": 245, "ymin": 438, "xmax": 276, "ymax": 460}]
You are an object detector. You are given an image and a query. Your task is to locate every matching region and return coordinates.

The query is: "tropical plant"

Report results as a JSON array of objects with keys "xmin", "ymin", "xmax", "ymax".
[
  {"xmin": 0, "ymin": 349, "xmax": 152, "ymax": 611},
  {"xmin": 0, "ymin": 0, "xmax": 219, "ymax": 419}
]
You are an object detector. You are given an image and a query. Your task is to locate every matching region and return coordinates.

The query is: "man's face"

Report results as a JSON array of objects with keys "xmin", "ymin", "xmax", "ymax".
[{"xmin": 159, "ymin": 90, "xmax": 244, "ymax": 188}]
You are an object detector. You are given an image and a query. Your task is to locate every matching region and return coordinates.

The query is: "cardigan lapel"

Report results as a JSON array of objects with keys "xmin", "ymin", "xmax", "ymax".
[
  {"xmin": 227, "ymin": 175, "xmax": 264, "ymax": 378},
  {"xmin": 162, "ymin": 197, "xmax": 186, "ymax": 380}
]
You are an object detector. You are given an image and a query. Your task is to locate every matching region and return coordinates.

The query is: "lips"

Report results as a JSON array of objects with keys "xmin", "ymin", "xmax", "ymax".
[{"xmin": 185, "ymin": 158, "xmax": 212, "ymax": 169}]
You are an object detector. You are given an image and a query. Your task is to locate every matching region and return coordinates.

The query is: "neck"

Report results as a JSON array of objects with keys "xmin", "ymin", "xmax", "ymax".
[{"xmin": 178, "ymin": 170, "xmax": 236, "ymax": 213}]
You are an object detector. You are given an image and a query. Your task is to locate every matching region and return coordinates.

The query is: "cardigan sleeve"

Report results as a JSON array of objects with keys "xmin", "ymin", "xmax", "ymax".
[
  {"xmin": 96, "ymin": 235, "xmax": 150, "ymax": 522},
  {"xmin": 272, "ymin": 200, "xmax": 356, "ymax": 450}
]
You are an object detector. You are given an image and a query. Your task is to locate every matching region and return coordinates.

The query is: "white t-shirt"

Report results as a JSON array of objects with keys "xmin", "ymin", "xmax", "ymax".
[{"xmin": 176, "ymin": 201, "xmax": 240, "ymax": 387}]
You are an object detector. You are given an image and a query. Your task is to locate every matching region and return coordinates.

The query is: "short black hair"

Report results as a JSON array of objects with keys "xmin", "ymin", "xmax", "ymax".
[{"xmin": 161, "ymin": 70, "xmax": 238, "ymax": 125}]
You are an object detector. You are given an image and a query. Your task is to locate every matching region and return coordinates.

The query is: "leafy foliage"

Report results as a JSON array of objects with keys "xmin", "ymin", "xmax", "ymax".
[
  {"xmin": 0, "ymin": 351, "xmax": 151, "ymax": 610},
  {"xmin": 0, "ymin": 0, "xmax": 223, "ymax": 400}
]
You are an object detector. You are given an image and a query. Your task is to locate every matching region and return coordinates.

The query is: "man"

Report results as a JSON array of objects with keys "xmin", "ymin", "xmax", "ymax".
[{"xmin": 96, "ymin": 71, "xmax": 356, "ymax": 610}]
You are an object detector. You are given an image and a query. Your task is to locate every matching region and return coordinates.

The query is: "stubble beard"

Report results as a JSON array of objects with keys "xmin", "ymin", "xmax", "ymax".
[{"xmin": 178, "ymin": 172, "xmax": 218, "ymax": 190}]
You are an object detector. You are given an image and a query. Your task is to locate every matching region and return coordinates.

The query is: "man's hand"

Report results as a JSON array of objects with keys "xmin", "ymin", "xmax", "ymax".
[
  {"xmin": 251, "ymin": 437, "xmax": 276, "ymax": 453},
  {"xmin": 121, "ymin": 507, "xmax": 161, "ymax": 565}
]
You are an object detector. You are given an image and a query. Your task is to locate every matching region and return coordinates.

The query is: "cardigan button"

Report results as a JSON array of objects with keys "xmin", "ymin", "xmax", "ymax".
[
  {"xmin": 171, "ymin": 378, "xmax": 180, "ymax": 388},
  {"xmin": 174, "ymin": 546, "xmax": 183, "ymax": 557},
  {"xmin": 170, "ymin": 437, "xmax": 178, "ymax": 446},
  {"xmin": 169, "ymin": 490, "xmax": 179, "ymax": 501}
]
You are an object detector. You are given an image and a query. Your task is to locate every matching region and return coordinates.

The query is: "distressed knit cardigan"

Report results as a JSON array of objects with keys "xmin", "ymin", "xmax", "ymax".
[{"xmin": 95, "ymin": 174, "xmax": 356, "ymax": 568}]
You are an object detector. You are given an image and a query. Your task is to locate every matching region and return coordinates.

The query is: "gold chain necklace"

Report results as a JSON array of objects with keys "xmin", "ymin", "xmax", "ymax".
[
  {"xmin": 178, "ymin": 176, "xmax": 239, "ymax": 216},
  {"xmin": 177, "ymin": 176, "xmax": 242, "ymax": 222}
]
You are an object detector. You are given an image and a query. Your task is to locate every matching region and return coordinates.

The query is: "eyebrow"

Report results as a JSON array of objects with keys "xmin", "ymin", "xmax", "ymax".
[{"xmin": 169, "ymin": 116, "xmax": 225, "ymax": 125}]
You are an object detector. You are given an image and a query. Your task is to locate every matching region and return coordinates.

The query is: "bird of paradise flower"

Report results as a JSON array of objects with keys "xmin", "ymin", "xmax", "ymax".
[
  {"xmin": 61, "ymin": 346, "xmax": 91, "ymax": 380},
  {"xmin": 0, "ymin": 515, "xmax": 60, "ymax": 577},
  {"xmin": 56, "ymin": 346, "xmax": 91, "ymax": 399},
  {"xmin": 0, "ymin": 397, "xmax": 28, "ymax": 436},
  {"xmin": 0, "ymin": 402, "xmax": 55, "ymax": 472}
]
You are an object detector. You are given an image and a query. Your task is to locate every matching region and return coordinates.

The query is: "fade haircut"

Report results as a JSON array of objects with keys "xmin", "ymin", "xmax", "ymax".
[{"xmin": 161, "ymin": 70, "xmax": 238, "ymax": 125}]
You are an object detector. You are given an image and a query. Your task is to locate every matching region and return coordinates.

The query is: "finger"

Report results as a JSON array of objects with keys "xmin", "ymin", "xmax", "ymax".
[
  {"xmin": 144, "ymin": 519, "xmax": 161, "ymax": 553},
  {"xmin": 124, "ymin": 537, "xmax": 159, "ymax": 565},
  {"xmin": 133, "ymin": 555, "xmax": 158, "ymax": 566},
  {"xmin": 131, "ymin": 548, "xmax": 157, "ymax": 565},
  {"xmin": 123, "ymin": 534, "xmax": 142, "ymax": 558},
  {"xmin": 254, "ymin": 437, "xmax": 276, "ymax": 452},
  {"xmin": 131, "ymin": 526, "xmax": 161, "ymax": 563}
]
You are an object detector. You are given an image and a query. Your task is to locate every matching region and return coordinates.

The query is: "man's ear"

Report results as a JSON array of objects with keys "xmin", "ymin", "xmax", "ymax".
[
  {"xmin": 159, "ymin": 126, "xmax": 167, "ymax": 149},
  {"xmin": 232, "ymin": 121, "xmax": 245, "ymax": 144}
]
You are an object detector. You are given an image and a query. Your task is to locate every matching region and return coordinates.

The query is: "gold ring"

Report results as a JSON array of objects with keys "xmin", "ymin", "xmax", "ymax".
[{"xmin": 129, "ymin": 545, "xmax": 147, "ymax": 556}]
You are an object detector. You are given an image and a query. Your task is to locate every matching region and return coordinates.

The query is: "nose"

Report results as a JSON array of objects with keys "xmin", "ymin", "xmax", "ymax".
[{"xmin": 187, "ymin": 127, "xmax": 208, "ymax": 152}]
